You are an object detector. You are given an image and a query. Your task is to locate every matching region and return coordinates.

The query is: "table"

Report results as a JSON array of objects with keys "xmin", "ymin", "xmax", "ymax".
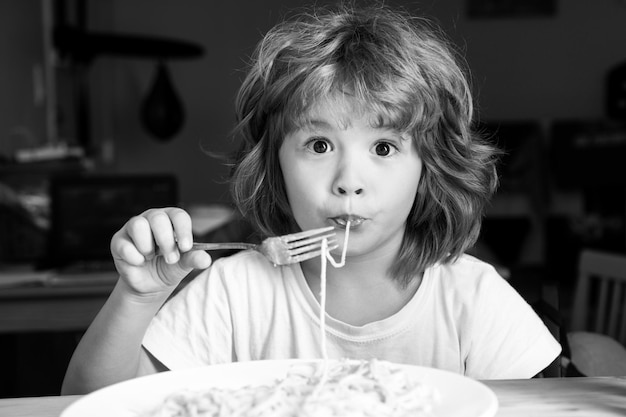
[
  {"xmin": 1, "ymin": 377, "xmax": 625, "ymax": 417},
  {"xmin": 0, "ymin": 271, "xmax": 116, "ymax": 333},
  {"xmin": 483, "ymin": 377, "xmax": 626, "ymax": 416},
  {"xmin": 0, "ymin": 273, "xmax": 117, "ymax": 398}
]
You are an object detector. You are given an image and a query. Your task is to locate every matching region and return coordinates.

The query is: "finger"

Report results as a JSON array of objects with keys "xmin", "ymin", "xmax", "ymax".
[
  {"xmin": 180, "ymin": 250, "xmax": 212, "ymax": 271},
  {"xmin": 125, "ymin": 215, "xmax": 156, "ymax": 257},
  {"xmin": 164, "ymin": 207, "xmax": 193, "ymax": 252},
  {"xmin": 110, "ymin": 229, "xmax": 147, "ymax": 266},
  {"xmin": 144, "ymin": 210, "xmax": 179, "ymax": 264}
]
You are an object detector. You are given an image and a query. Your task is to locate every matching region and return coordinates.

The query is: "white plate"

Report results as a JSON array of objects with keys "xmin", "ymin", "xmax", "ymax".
[{"xmin": 61, "ymin": 359, "xmax": 498, "ymax": 417}]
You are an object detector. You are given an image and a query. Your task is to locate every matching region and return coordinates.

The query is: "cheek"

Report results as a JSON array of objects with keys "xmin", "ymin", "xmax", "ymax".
[
  {"xmin": 282, "ymin": 176, "xmax": 304, "ymax": 207},
  {"xmin": 390, "ymin": 161, "xmax": 422, "ymax": 212},
  {"xmin": 281, "ymin": 174, "xmax": 322, "ymax": 230},
  {"xmin": 283, "ymin": 169, "xmax": 324, "ymax": 208},
  {"xmin": 278, "ymin": 147, "xmax": 296, "ymax": 195},
  {"xmin": 280, "ymin": 151, "xmax": 327, "ymax": 201},
  {"xmin": 280, "ymin": 158, "xmax": 315, "ymax": 211},
  {"xmin": 392, "ymin": 181, "xmax": 419, "ymax": 214}
]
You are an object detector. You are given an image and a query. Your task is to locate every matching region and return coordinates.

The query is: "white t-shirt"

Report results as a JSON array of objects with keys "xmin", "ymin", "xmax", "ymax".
[{"xmin": 143, "ymin": 251, "xmax": 561, "ymax": 379}]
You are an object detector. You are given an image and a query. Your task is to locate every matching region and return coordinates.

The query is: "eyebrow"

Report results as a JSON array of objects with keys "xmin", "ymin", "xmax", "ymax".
[
  {"xmin": 300, "ymin": 117, "xmax": 396, "ymax": 131},
  {"xmin": 296, "ymin": 115, "xmax": 409, "ymax": 138},
  {"xmin": 299, "ymin": 118, "xmax": 337, "ymax": 130}
]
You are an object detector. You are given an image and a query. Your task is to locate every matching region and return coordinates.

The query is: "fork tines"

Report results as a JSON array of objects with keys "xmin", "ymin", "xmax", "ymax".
[
  {"xmin": 283, "ymin": 226, "xmax": 338, "ymax": 262},
  {"xmin": 281, "ymin": 226, "xmax": 336, "ymax": 243}
]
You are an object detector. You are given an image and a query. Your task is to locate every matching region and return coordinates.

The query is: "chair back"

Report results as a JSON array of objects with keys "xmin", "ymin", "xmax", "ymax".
[
  {"xmin": 571, "ymin": 249, "xmax": 626, "ymax": 345},
  {"xmin": 533, "ymin": 280, "xmax": 562, "ymax": 377}
]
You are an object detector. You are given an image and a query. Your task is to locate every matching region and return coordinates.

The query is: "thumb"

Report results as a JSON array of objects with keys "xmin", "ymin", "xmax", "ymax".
[{"xmin": 180, "ymin": 250, "xmax": 213, "ymax": 271}]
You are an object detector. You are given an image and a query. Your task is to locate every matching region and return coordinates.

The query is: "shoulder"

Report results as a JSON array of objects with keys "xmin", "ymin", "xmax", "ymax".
[
  {"xmin": 210, "ymin": 249, "xmax": 279, "ymax": 276},
  {"xmin": 441, "ymin": 253, "xmax": 499, "ymax": 275},
  {"xmin": 423, "ymin": 254, "xmax": 525, "ymax": 316},
  {"xmin": 188, "ymin": 249, "xmax": 298, "ymax": 295},
  {"xmin": 153, "ymin": 250, "xmax": 292, "ymax": 338},
  {"xmin": 429, "ymin": 254, "xmax": 507, "ymax": 293},
  {"xmin": 427, "ymin": 254, "xmax": 538, "ymax": 325}
]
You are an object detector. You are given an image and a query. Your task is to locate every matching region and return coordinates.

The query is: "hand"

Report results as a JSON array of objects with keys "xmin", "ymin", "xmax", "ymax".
[{"xmin": 110, "ymin": 207, "xmax": 213, "ymax": 296}]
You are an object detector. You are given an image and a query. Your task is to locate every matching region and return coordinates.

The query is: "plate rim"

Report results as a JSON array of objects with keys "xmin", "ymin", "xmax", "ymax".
[{"xmin": 62, "ymin": 359, "xmax": 499, "ymax": 417}]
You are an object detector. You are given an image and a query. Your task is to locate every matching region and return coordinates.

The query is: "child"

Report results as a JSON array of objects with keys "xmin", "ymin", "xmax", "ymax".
[{"xmin": 62, "ymin": 3, "xmax": 560, "ymax": 394}]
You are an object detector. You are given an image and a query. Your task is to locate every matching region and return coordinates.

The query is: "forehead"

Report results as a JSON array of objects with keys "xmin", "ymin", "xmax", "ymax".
[{"xmin": 295, "ymin": 95, "xmax": 387, "ymax": 131}]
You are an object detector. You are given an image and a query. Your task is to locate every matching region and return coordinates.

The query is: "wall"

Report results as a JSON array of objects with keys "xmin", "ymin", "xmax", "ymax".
[
  {"xmin": 88, "ymin": 0, "xmax": 626, "ymax": 206},
  {"xmin": 0, "ymin": 1, "xmax": 46, "ymax": 158},
  {"xmin": 3, "ymin": 0, "xmax": 626, "ymax": 206},
  {"xmin": 428, "ymin": 1, "xmax": 626, "ymax": 121}
]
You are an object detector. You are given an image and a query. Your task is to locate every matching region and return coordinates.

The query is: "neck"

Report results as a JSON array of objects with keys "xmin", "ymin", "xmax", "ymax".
[{"xmin": 300, "ymin": 251, "xmax": 421, "ymax": 326}]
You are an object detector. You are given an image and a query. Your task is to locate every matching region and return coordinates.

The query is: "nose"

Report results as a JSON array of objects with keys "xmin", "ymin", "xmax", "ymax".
[
  {"xmin": 337, "ymin": 185, "xmax": 363, "ymax": 195},
  {"xmin": 332, "ymin": 155, "xmax": 365, "ymax": 196}
]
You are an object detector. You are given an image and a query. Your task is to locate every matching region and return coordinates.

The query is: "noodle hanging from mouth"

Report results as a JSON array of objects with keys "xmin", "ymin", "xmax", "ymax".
[
  {"xmin": 310, "ymin": 221, "xmax": 350, "ymax": 397},
  {"xmin": 318, "ymin": 221, "xmax": 350, "ymax": 362},
  {"xmin": 326, "ymin": 221, "xmax": 350, "ymax": 268}
]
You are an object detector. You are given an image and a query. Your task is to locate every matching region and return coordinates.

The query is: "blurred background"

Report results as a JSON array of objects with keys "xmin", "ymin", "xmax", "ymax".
[{"xmin": 1, "ymin": 0, "xmax": 626, "ymax": 396}]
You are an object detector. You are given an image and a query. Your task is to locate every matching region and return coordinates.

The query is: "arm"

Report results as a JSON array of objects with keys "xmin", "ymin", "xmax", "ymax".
[
  {"xmin": 61, "ymin": 279, "xmax": 169, "ymax": 394},
  {"xmin": 61, "ymin": 208, "xmax": 212, "ymax": 394}
]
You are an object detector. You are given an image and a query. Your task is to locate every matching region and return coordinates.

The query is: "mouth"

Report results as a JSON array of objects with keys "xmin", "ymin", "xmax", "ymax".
[{"xmin": 330, "ymin": 214, "xmax": 366, "ymax": 228}]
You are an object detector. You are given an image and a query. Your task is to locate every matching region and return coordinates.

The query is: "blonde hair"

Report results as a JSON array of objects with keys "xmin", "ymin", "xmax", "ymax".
[{"xmin": 230, "ymin": 3, "xmax": 499, "ymax": 285}]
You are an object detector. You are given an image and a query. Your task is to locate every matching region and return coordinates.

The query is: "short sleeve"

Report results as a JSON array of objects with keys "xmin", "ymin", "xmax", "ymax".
[
  {"xmin": 142, "ymin": 262, "xmax": 234, "ymax": 370},
  {"xmin": 464, "ymin": 271, "xmax": 562, "ymax": 379}
]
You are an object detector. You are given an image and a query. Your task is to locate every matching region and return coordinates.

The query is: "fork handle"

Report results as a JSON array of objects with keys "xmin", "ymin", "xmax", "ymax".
[{"xmin": 191, "ymin": 242, "xmax": 256, "ymax": 251}]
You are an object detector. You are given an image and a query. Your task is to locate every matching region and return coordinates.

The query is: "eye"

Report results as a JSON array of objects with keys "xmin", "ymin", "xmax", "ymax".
[
  {"xmin": 306, "ymin": 138, "xmax": 332, "ymax": 154},
  {"xmin": 374, "ymin": 141, "xmax": 398, "ymax": 157}
]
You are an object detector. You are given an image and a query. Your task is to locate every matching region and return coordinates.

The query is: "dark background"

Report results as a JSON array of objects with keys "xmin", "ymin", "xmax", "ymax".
[{"xmin": 2, "ymin": 0, "xmax": 626, "ymax": 397}]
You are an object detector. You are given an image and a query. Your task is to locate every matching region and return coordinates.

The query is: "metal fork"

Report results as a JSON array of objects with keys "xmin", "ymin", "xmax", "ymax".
[{"xmin": 190, "ymin": 226, "xmax": 338, "ymax": 266}]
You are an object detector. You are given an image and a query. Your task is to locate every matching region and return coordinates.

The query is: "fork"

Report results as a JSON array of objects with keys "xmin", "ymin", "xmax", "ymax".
[{"xmin": 189, "ymin": 226, "xmax": 338, "ymax": 266}]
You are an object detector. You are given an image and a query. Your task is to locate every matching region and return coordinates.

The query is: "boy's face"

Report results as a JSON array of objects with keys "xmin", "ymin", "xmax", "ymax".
[{"xmin": 278, "ymin": 100, "xmax": 423, "ymax": 261}]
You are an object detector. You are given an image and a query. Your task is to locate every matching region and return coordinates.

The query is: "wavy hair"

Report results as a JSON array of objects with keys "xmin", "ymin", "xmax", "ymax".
[{"xmin": 229, "ymin": 2, "xmax": 499, "ymax": 285}]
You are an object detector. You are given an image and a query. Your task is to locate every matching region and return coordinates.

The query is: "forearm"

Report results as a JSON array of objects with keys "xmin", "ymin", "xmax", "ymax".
[{"xmin": 61, "ymin": 279, "xmax": 172, "ymax": 394}]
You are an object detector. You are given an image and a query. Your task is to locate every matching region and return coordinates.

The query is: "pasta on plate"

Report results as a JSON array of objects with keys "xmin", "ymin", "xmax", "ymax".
[{"xmin": 141, "ymin": 359, "xmax": 439, "ymax": 417}]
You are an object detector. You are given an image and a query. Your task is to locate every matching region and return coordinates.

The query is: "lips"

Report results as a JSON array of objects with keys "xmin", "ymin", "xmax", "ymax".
[{"xmin": 330, "ymin": 214, "xmax": 366, "ymax": 228}]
